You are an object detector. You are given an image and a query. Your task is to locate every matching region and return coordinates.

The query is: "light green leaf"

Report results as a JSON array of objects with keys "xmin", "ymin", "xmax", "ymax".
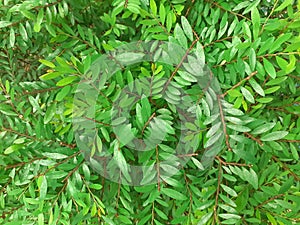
[
  {"xmin": 275, "ymin": 0, "xmax": 293, "ymax": 11},
  {"xmin": 261, "ymin": 131, "xmax": 289, "ymax": 141},
  {"xmin": 251, "ymin": 7, "xmax": 260, "ymax": 40},
  {"xmin": 159, "ymin": 4, "xmax": 166, "ymax": 24},
  {"xmin": 0, "ymin": 21, "xmax": 12, "ymax": 28},
  {"xmin": 251, "ymin": 122, "xmax": 276, "ymax": 135},
  {"xmin": 241, "ymin": 87, "xmax": 255, "ymax": 103},
  {"xmin": 9, "ymin": 27, "xmax": 15, "ymax": 47},
  {"xmin": 150, "ymin": 0, "xmax": 157, "ymax": 16},
  {"xmin": 249, "ymin": 79, "xmax": 264, "ymax": 96},
  {"xmin": 181, "ymin": 16, "xmax": 193, "ymax": 41},
  {"xmin": 191, "ymin": 157, "xmax": 204, "ymax": 170},
  {"xmin": 56, "ymin": 76, "xmax": 77, "ymax": 86},
  {"xmin": 39, "ymin": 59, "xmax": 55, "ymax": 68},
  {"xmin": 161, "ymin": 188, "xmax": 187, "ymax": 200},
  {"xmin": 249, "ymin": 48, "xmax": 256, "ymax": 71},
  {"xmin": 43, "ymin": 152, "xmax": 68, "ymax": 159},
  {"xmin": 56, "ymin": 85, "xmax": 71, "ymax": 101},
  {"xmin": 44, "ymin": 102, "xmax": 57, "ymax": 124},
  {"xmin": 39, "ymin": 176, "xmax": 47, "ymax": 200},
  {"xmin": 227, "ymin": 124, "xmax": 251, "ymax": 132},
  {"xmin": 221, "ymin": 184, "xmax": 238, "ymax": 197},
  {"xmin": 263, "ymin": 58, "xmax": 276, "ymax": 79}
]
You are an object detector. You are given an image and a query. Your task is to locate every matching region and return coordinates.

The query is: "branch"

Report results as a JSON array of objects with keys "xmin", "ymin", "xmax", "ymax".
[
  {"xmin": 215, "ymin": 155, "xmax": 251, "ymax": 167},
  {"xmin": 213, "ymin": 161, "xmax": 222, "ymax": 225},
  {"xmin": 162, "ymin": 37, "xmax": 199, "ymax": 93},
  {"xmin": 222, "ymin": 71, "xmax": 258, "ymax": 97},
  {"xmin": 155, "ymin": 145, "xmax": 161, "ymax": 192},
  {"xmin": 217, "ymin": 95, "xmax": 232, "ymax": 151},
  {"xmin": 244, "ymin": 132, "xmax": 263, "ymax": 146},
  {"xmin": 272, "ymin": 156, "xmax": 300, "ymax": 181}
]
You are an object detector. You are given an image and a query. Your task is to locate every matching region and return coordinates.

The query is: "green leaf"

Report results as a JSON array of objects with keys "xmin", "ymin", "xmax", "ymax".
[
  {"xmin": 150, "ymin": 0, "xmax": 157, "ymax": 16},
  {"xmin": 4, "ymin": 145, "xmax": 22, "ymax": 154},
  {"xmin": 249, "ymin": 48, "xmax": 256, "ymax": 71},
  {"xmin": 56, "ymin": 85, "xmax": 71, "ymax": 101},
  {"xmin": 248, "ymin": 168, "xmax": 258, "ymax": 189},
  {"xmin": 0, "ymin": 21, "xmax": 12, "ymax": 28},
  {"xmin": 174, "ymin": 24, "xmax": 187, "ymax": 48},
  {"xmin": 191, "ymin": 157, "xmax": 204, "ymax": 170},
  {"xmin": 251, "ymin": 122, "xmax": 276, "ymax": 135},
  {"xmin": 198, "ymin": 212, "xmax": 213, "ymax": 225},
  {"xmin": 39, "ymin": 59, "xmax": 55, "ymax": 68},
  {"xmin": 39, "ymin": 176, "xmax": 47, "ymax": 200},
  {"xmin": 227, "ymin": 124, "xmax": 251, "ymax": 132},
  {"xmin": 278, "ymin": 177, "xmax": 294, "ymax": 194},
  {"xmin": 249, "ymin": 79, "xmax": 264, "ymax": 96},
  {"xmin": 269, "ymin": 33, "xmax": 292, "ymax": 53},
  {"xmin": 263, "ymin": 58, "xmax": 276, "ymax": 79},
  {"xmin": 56, "ymin": 76, "xmax": 77, "ymax": 86},
  {"xmin": 113, "ymin": 141, "xmax": 131, "ymax": 181},
  {"xmin": 28, "ymin": 96, "xmax": 42, "ymax": 113},
  {"xmin": 261, "ymin": 131, "xmax": 289, "ymax": 141},
  {"xmin": 181, "ymin": 16, "xmax": 193, "ymax": 41},
  {"xmin": 159, "ymin": 4, "xmax": 166, "ymax": 24},
  {"xmin": 166, "ymin": 12, "xmax": 173, "ymax": 32},
  {"xmin": 221, "ymin": 184, "xmax": 238, "ymax": 197},
  {"xmin": 251, "ymin": 7, "xmax": 260, "ymax": 40},
  {"xmin": 9, "ymin": 27, "xmax": 15, "ymax": 47},
  {"xmin": 43, "ymin": 152, "xmax": 68, "ymax": 159},
  {"xmin": 241, "ymin": 87, "xmax": 255, "ymax": 103},
  {"xmin": 204, "ymin": 131, "xmax": 222, "ymax": 148},
  {"xmin": 161, "ymin": 188, "xmax": 187, "ymax": 201},
  {"xmin": 40, "ymin": 72, "xmax": 62, "ymax": 80},
  {"xmin": 19, "ymin": 23, "xmax": 28, "ymax": 41},
  {"xmin": 275, "ymin": 0, "xmax": 293, "ymax": 11},
  {"xmin": 154, "ymin": 208, "xmax": 168, "ymax": 220},
  {"xmin": 224, "ymin": 108, "xmax": 244, "ymax": 116},
  {"xmin": 44, "ymin": 102, "xmax": 57, "ymax": 124}
]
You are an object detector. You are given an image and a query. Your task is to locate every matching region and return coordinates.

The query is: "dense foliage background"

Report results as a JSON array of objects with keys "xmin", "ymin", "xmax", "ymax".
[{"xmin": 0, "ymin": 0, "xmax": 300, "ymax": 224}]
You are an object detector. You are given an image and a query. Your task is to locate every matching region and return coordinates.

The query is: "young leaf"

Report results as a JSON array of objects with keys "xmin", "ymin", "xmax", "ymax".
[
  {"xmin": 150, "ymin": 0, "xmax": 157, "ymax": 16},
  {"xmin": 39, "ymin": 59, "xmax": 55, "ymax": 68},
  {"xmin": 56, "ymin": 76, "xmax": 77, "ymax": 86}
]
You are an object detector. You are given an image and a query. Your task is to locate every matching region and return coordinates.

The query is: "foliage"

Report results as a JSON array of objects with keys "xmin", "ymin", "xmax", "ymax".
[{"xmin": 0, "ymin": 0, "xmax": 300, "ymax": 224}]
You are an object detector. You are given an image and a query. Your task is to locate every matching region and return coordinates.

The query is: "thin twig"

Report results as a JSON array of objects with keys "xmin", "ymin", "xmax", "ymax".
[
  {"xmin": 155, "ymin": 145, "xmax": 161, "ymax": 192},
  {"xmin": 222, "ymin": 71, "xmax": 258, "ymax": 97},
  {"xmin": 213, "ymin": 161, "xmax": 222, "ymax": 225},
  {"xmin": 217, "ymin": 95, "xmax": 232, "ymax": 151},
  {"xmin": 162, "ymin": 37, "xmax": 200, "ymax": 93},
  {"xmin": 272, "ymin": 156, "xmax": 300, "ymax": 181},
  {"xmin": 215, "ymin": 156, "xmax": 251, "ymax": 167},
  {"xmin": 142, "ymin": 112, "xmax": 156, "ymax": 134},
  {"xmin": 244, "ymin": 132, "xmax": 263, "ymax": 146}
]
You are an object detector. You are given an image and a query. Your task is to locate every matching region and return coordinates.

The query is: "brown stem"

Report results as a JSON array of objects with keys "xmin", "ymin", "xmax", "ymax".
[
  {"xmin": 272, "ymin": 156, "xmax": 300, "ymax": 181},
  {"xmin": 142, "ymin": 112, "xmax": 156, "ymax": 134},
  {"xmin": 244, "ymin": 132, "xmax": 263, "ymax": 146},
  {"xmin": 217, "ymin": 95, "xmax": 232, "ymax": 151},
  {"xmin": 222, "ymin": 71, "xmax": 258, "ymax": 97},
  {"xmin": 155, "ymin": 145, "xmax": 161, "ymax": 192},
  {"xmin": 215, "ymin": 156, "xmax": 251, "ymax": 167},
  {"xmin": 162, "ymin": 37, "xmax": 199, "ymax": 93}
]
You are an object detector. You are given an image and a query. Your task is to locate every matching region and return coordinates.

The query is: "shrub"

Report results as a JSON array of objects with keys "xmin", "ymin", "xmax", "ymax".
[{"xmin": 0, "ymin": 0, "xmax": 299, "ymax": 224}]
